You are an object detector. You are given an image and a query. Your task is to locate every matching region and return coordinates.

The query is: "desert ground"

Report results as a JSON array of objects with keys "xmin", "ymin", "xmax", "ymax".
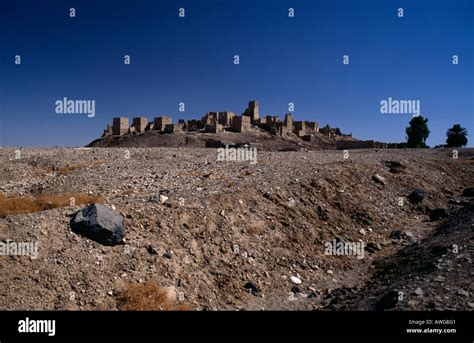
[{"xmin": 0, "ymin": 147, "xmax": 472, "ymax": 310}]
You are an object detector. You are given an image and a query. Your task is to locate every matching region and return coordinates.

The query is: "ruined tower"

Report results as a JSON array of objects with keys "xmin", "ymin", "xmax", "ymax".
[{"xmin": 247, "ymin": 100, "xmax": 260, "ymax": 123}]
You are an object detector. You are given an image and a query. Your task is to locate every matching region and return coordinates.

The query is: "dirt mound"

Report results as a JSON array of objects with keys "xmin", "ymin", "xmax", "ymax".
[{"xmin": 87, "ymin": 129, "xmax": 344, "ymax": 151}]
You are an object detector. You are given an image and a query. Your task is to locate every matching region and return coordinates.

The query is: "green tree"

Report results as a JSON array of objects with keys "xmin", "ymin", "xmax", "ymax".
[
  {"xmin": 446, "ymin": 124, "xmax": 468, "ymax": 147},
  {"xmin": 406, "ymin": 116, "xmax": 430, "ymax": 148}
]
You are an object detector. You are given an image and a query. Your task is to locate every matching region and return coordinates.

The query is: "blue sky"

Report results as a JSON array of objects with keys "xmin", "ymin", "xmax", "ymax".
[{"xmin": 0, "ymin": 0, "xmax": 472, "ymax": 147}]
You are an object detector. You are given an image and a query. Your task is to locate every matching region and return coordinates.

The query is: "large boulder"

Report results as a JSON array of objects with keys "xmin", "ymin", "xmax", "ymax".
[{"xmin": 70, "ymin": 203, "xmax": 125, "ymax": 246}]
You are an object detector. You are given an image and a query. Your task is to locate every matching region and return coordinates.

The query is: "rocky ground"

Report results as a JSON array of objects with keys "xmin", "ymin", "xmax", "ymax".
[{"xmin": 0, "ymin": 147, "xmax": 472, "ymax": 310}]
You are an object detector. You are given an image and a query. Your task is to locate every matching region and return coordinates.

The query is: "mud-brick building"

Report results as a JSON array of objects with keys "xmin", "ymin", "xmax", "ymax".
[
  {"xmin": 132, "ymin": 117, "xmax": 148, "ymax": 133},
  {"xmin": 293, "ymin": 121, "xmax": 306, "ymax": 137},
  {"xmin": 164, "ymin": 124, "xmax": 182, "ymax": 133},
  {"xmin": 112, "ymin": 117, "xmax": 129, "ymax": 136},
  {"xmin": 153, "ymin": 116, "xmax": 172, "ymax": 131},
  {"xmin": 232, "ymin": 115, "xmax": 251, "ymax": 132}
]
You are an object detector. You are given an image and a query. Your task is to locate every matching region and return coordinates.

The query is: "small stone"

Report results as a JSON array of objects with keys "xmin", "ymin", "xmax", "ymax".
[
  {"xmin": 232, "ymin": 244, "xmax": 240, "ymax": 254},
  {"xmin": 327, "ymin": 270, "xmax": 333, "ymax": 275},
  {"xmin": 468, "ymin": 302, "xmax": 474, "ymax": 308},
  {"xmin": 385, "ymin": 161, "xmax": 405, "ymax": 174},
  {"xmin": 372, "ymin": 174, "xmax": 386, "ymax": 185},
  {"xmin": 159, "ymin": 194, "xmax": 168, "ymax": 204},
  {"xmin": 414, "ymin": 287, "xmax": 423, "ymax": 296},
  {"xmin": 147, "ymin": 245, "xmax": 158, "ymax": 255},
  {"xmin": 291, "ymin": 286, "xmax": 301, "ymax": 294},
  {"xmin": 290, "ymin": 276, "xmax": 302, "ymax": 284},
  {"xmin": 461, "ymin": 187, "xmax": 474, "ymax": 197},
  {"xmin": 457, "ymin": 289, "xmax": 469, "ymax": 297},
  {"xmin": 365, "ymin": 242, "xmax": 382, "ymax": 253},
  {"xmin": 408, "ymin": 189, "xmax": 426, "ymax": 203},
  {"xmin": 243, "ymin": 282, "xmax": 261, "ymax": 296},
  {"xmin": 403, "ymin": 231, "xmax": 414, "ymax": 239},
  {"xmin": 389, "ymin": 230, "xmax": 402, "ymax": 240}
]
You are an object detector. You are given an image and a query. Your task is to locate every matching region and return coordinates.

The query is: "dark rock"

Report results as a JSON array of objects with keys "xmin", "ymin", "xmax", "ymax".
[
  {"xmin": 147, "ymin": 195, "xmax": 160, "ymax": 203},
  {"xmin": 408, "ymin": 189, "xmax": 426, "ymax": 203},
  {"xmin": 385, "ymin": 161, "xmax": 406, "ymax": 174},
  {"xmin": 365, "ymin": 242, "xmax": 382, "ymax": 253},
  {"xmin": 317, "ymin": 206, "xmax": 329, "ymax": 221},
  {"xmin": 389, "ymin": 229, "xmax": 402, "ymax": 240},
  {"xmin": 147, "ymin": 245, "xmax": 158, "ymax": 255},
  {"xmin": 429, "ymin": 208, "xmax": 448, "ymax": 221},
  {"xmin": 462, "ymin": 187, "xmax": 474, "ymax": 197},
  {"xmin": 163, "ymin": 251, "xmax": 173, "ymax": 259},
  {"xmin": 243, "ymin": 282, "xmax": 261, "ymax": 296},
  {"xmin": 70, "ymin": 203, "xmax": 125, "ymax": 246},
  {"xmin": 291, "ymin": 286, "xmax": 302, "ymax": 294},
  {"xmin": 375, "ymin": 290, "xmax": 399, "ymax": 311}
]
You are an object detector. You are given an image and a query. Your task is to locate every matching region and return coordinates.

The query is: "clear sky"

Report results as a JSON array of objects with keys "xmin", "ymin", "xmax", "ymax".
[{"xmin": 1, "ymin": 0, "xmax": 472, "ymax": 147}]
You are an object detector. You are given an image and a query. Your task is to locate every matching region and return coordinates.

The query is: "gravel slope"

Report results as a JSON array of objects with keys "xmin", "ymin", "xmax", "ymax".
[{"xmin": 0, "ymin": 147, "xmax": 472, "ymax": 310}]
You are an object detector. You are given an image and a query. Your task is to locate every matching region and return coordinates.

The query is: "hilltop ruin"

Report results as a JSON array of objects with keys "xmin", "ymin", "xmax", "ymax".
[
  {"xmin": 94, "ymin": 100, "xmax": 386, "ymax": 150},
  {"xmin": 102, "ymin": 100, "xmax": 333, "ymax": 140}
]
